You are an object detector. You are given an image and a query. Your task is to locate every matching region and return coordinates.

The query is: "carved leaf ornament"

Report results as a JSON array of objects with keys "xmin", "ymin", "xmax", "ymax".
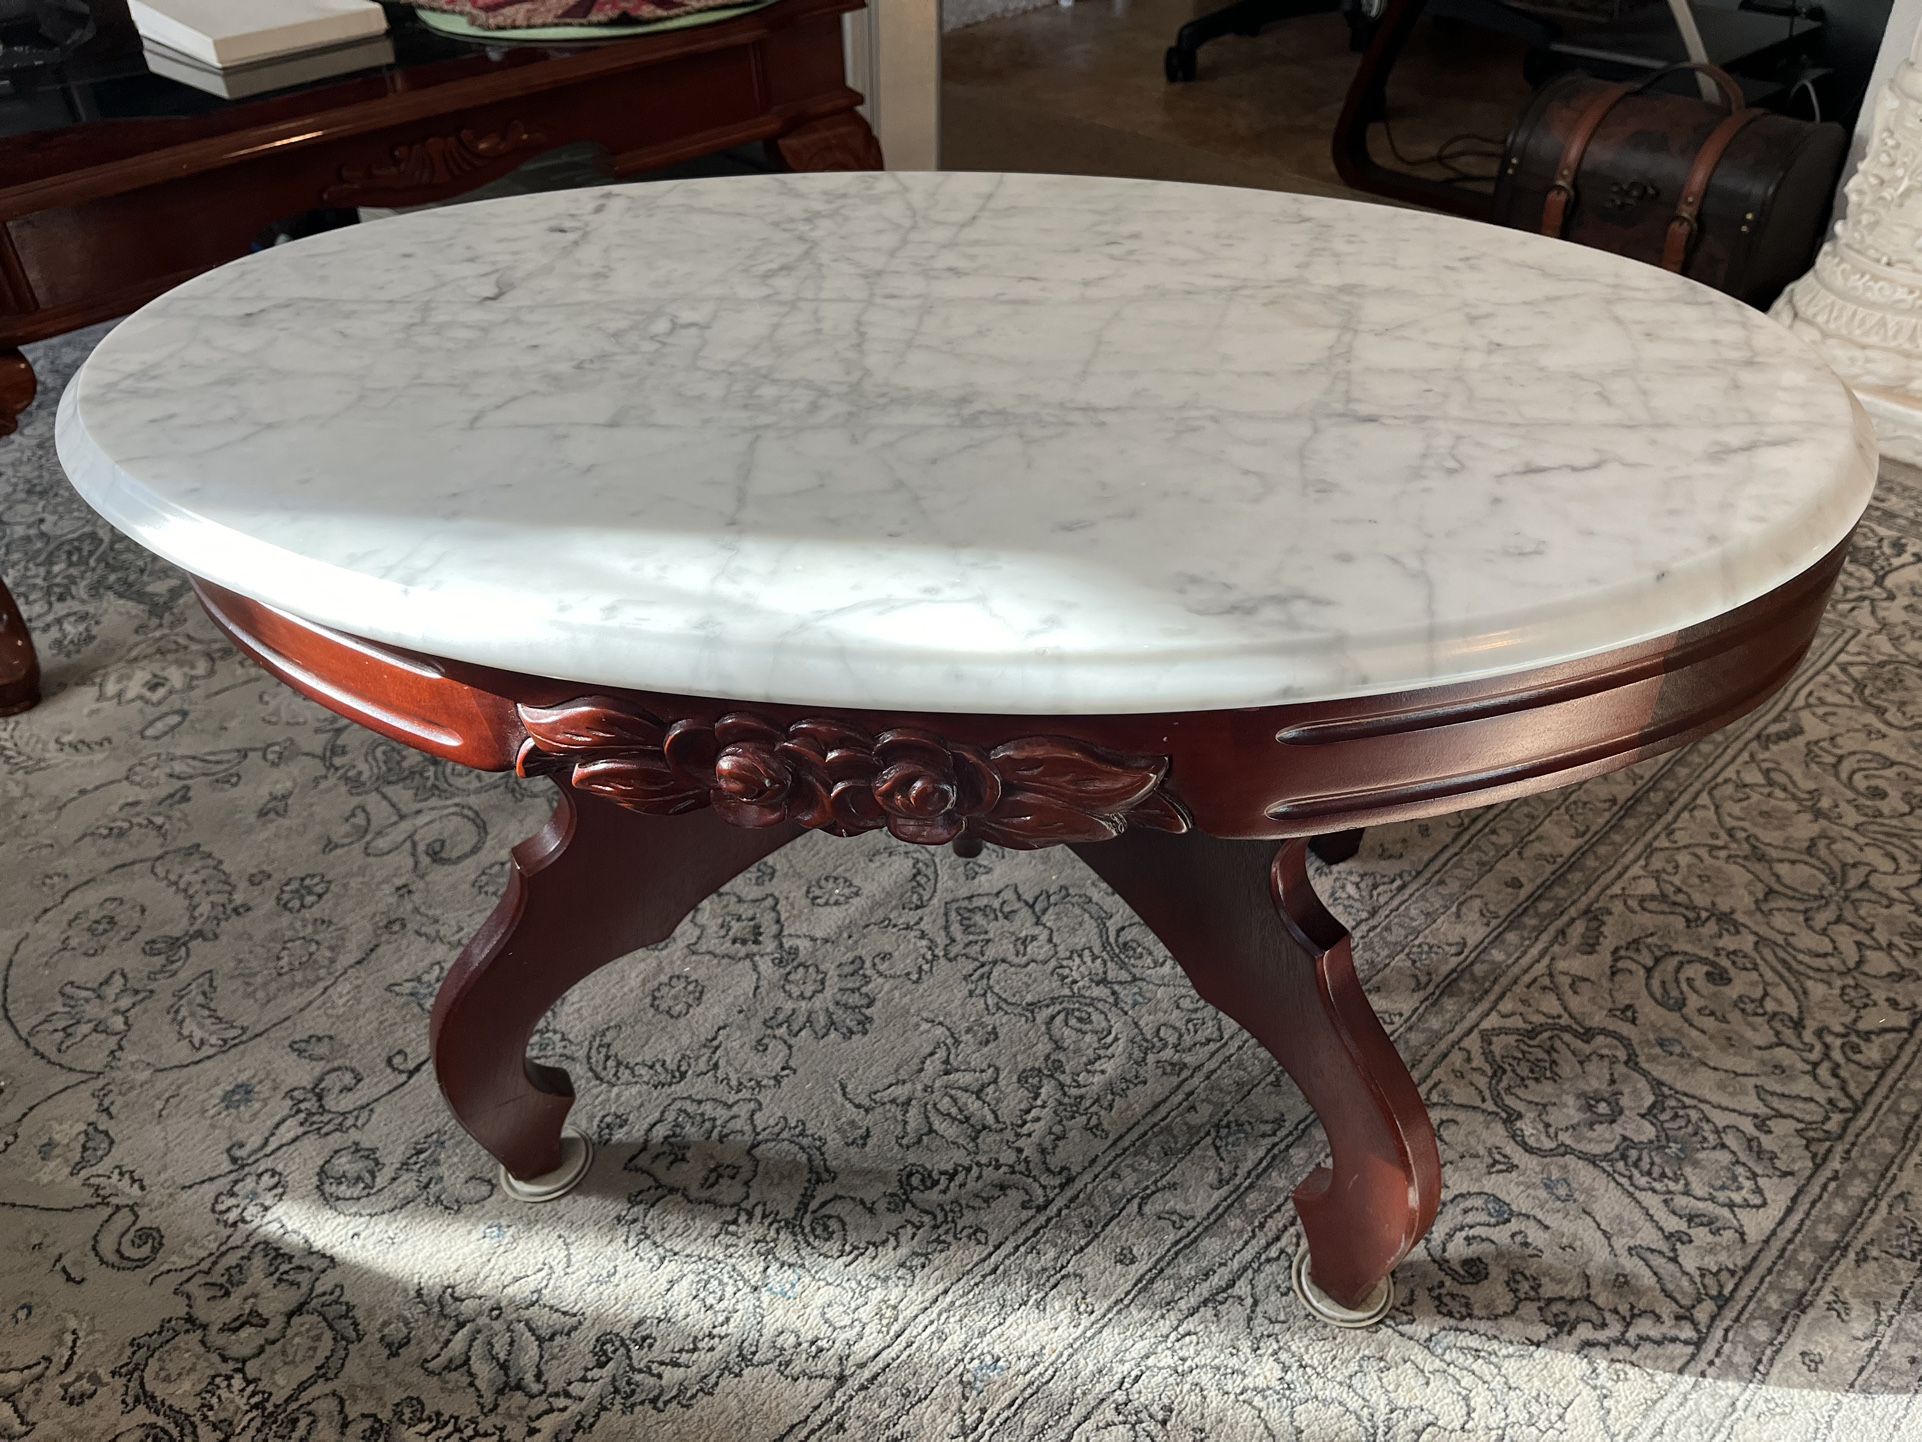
[{"xmin": 515, "ymin": 699, "xmax": 1190, "ymax": 849}]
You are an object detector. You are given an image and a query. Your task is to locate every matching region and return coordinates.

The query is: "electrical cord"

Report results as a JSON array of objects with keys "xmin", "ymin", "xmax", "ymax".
[
  {"xmin": 1379, "ymin": 109, "xmax": 1505, "ymax": 185},
  {"xmin": 1372, "ymin": 0, "xmax": 1820, "ymax": 187},
  {"xmin": 1781, "ymin": 3, "xmax": 1823, "ymax": 121},
  {"xmin": 1791, "ymin": 74, "xmax": 1820, "ymax": 121}
]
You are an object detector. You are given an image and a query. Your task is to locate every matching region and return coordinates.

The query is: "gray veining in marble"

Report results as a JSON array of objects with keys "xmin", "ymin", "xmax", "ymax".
[{"xmin": 56, "ymin": 172, "xmax": 1876, "ymax": 712}]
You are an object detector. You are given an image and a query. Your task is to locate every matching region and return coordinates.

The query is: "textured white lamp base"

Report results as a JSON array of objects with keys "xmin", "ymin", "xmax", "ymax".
[
  {"xmin": 1291, "ymin": 1249, "xmax": 1395, "ymax": 1328},
  {"xmin": 498, "ymin": 1128, "xmax": 594, "ymax": 1203},
  {"xmin": 1772, "ymin": 49, "xmax": 1922, "ymax": 469},
  {"xmin": 1852, "ymin": 389, "xmax": 1922, "ymax": 468}
]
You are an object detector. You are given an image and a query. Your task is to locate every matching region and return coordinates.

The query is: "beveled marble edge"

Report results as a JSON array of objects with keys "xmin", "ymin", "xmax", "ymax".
[
  {"xmin": 53, "ymin": 171, "xmax": 1881, "ymax": 716},
  {"xmin": 58, "ymin": 373, "xmax": 1876, "ymax": 715}
]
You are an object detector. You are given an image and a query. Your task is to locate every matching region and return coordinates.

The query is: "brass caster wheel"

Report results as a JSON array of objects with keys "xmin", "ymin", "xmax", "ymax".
[
  {"xmin": 498, "ymin": 1127, "xmax": 594, "ymax": 1203},
  {"xmin": 1292, "ymin": 1249, "xmax": 1394, "ymax": 1328}
]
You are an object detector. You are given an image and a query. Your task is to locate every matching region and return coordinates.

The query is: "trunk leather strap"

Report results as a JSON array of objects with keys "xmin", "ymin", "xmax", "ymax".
[
  {"xmin": 1662, "ymin": 107, "xmax": 1764, "ymax": 272},
  {"xmin": 1541, "ymin": 81, "xmax": 1633, "ymax": 237}
]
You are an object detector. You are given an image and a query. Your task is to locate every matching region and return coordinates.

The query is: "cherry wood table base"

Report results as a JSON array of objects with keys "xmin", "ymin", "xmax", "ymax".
[
  {"xmin": 0, "ymin": 351, "xmax": 38, "ymax": 715},
  {"xmin": 435, "ymin": 779, "xmax": 1421, "ymax": 1313},
  {"xmin": 0, "ymin": 574, "xmax": 38, "ymax": 716},
  {"xmin": 431, "ymin": 792, "xmax": 799, "ymax": 1184},
  {"xmin": 1075, "ymin": 826, "xmax": 1435, "ymax": 1317},
  {"xmin": 186, "ymin": 540, "xmax": 1848, "ymax": 1319}
]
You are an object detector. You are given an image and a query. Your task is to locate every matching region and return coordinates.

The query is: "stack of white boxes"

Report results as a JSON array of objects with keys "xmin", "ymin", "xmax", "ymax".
[{"xmin": 131, "ymin": 0, "xmax": 394, "ymax": 99}]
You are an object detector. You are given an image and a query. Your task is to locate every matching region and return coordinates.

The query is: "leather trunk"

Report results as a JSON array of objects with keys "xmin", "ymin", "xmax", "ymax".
[{"xmin": 1493, "ymin": 71, "xmax": 1846, "ymax": 309}]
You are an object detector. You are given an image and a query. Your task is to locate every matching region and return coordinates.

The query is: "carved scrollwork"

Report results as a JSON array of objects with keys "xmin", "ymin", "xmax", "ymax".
[
  {"xmin": 1773, "ymin": 59, "xmax": 1922, "ymax": 397},
  {"xmin": 322, "ymin": 122, "xmax": 548, "ymax": 204},
  {"xmin": 770, "ymin": 112, "xmax": 885, "ymax": 173},
  {"xmin": 514, "ymin": 698, "xmax": 1191, "ymax": 849}
]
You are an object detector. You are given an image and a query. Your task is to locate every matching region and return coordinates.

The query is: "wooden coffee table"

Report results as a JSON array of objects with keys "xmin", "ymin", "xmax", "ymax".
[
  {"xmin": 0, "ymin": 0, "xmax": 878, "ymax": 715},
  {"xmin": 55, "ymin": 172, "xmax": 1875, "ymax": 1326}
]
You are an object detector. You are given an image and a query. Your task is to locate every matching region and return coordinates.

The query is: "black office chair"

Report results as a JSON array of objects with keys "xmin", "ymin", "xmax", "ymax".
[{"xmin": 1165, "ymin": 0, "xmax": 1381, "ymax": 81}]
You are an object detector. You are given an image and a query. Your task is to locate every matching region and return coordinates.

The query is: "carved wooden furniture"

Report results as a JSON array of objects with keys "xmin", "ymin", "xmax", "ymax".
[
  {"xmin": 0, "ymin": 573, "xmax": 38, "ymax": 717},
  {"xmin": 0, "ymin": 0, "xmax": 879, "ymax": 713},
  {"xmin": 56, "ymin": 172, "xmax": 1876, "ymax": 1326},
  {"xmin": 0, "ymin": 355, "xmax": 38, "ymax": 713}
]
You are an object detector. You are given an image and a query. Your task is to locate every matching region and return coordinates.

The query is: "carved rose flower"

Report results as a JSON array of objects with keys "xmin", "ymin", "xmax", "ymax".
[
  {"xmin": 516, "ymin": 699, "xmax": 1190, "ymax": 848},
  {"xmin": 667, "ymin": 716, "xmax": 1005, "ymax": 843}
]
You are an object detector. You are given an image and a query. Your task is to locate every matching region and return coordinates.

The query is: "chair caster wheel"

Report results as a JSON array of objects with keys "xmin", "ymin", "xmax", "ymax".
[
  {"xmin": 1165, "ymin": 46, "xmax": 1197, "ymax": 82},
  {"xmin": 498, "ymin": 1127, "xmax": 594, "ymax": 1203},
  {"xmin": 1292, "ymin": 1250, "xmax": 1394, "ymax": 1327}
]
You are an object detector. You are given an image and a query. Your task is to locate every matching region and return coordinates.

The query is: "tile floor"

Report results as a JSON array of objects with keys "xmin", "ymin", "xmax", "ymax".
[{"xmin": 942, "ymin": 0, "xmax": 1535, "ymax": 200}]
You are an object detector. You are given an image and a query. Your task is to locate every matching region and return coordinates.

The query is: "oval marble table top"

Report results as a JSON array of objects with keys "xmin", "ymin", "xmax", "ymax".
[{"xmin": 58, "ymin": 172, "xmax": 1875, "ymax": 714}]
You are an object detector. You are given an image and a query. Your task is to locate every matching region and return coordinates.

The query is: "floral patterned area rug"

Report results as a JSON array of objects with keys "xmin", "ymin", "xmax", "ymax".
[{"xmin": 4, "ymin": 322, "xmax": 1922, "ymax": 1441}]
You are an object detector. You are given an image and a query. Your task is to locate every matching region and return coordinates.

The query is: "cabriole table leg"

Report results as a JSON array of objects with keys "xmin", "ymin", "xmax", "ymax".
[
  {"xmin": 431, "ymin": 785, "xmax": 797, "ymax": 1194},
  {"xmin": 0, "ymin": 347, "xmax": 35, "ymax": 435},
  {"xmin": 0, "ymin": 574, "xmax": 39, "ymax": 716},
  {"xmin": 0, "ymin": 350, "xmax": 40, "ymax": 716},
  {"xmin": 1073, "ymin": 829, "xmax": 1440, "ymax": 1324}
]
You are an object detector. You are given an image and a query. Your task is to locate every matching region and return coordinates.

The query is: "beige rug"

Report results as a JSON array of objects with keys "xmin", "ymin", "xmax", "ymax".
[
  {"xmin": 3, "ymin": 324, "xmax": 1922, "ymax": 1439},
  {"xmin": 945, "ymin": 0, "xmax": 1061, "ymax": 31}
]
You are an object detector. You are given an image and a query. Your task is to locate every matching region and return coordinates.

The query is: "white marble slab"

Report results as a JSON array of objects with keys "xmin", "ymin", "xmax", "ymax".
[{"xmin": 57, "ymin": 172, "xmax": 1876, "ymax": 714}]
